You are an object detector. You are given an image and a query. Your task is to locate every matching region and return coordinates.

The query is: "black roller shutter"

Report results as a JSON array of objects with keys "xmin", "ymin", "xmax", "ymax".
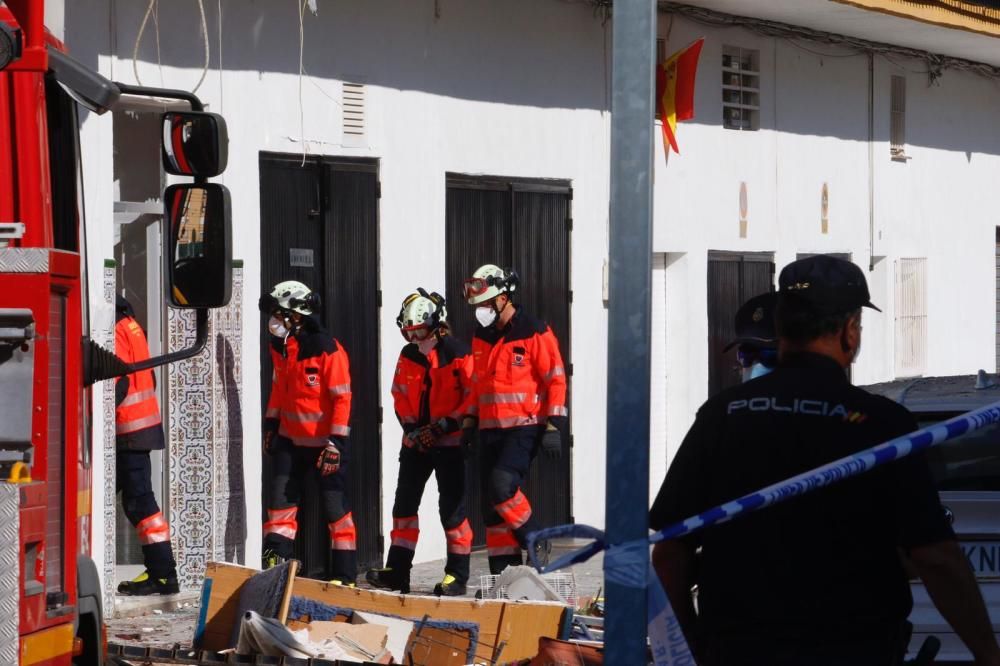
[
  {"xmin": 445, "ymin": 175, "xmax": 572, "ymax": 548},
  {"xmin": 259, "ymin": 153, "xmax": 381, "ymax": 578}
]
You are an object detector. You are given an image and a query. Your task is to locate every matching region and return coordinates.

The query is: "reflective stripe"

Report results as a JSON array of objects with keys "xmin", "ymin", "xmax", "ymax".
[
  {"xmin": 485, "ymin": 525, "xmax": 520, "ymax": 557},
  {"xmin": 265, "ymin": 407, "xmax": 280, "ymax": 418},
  {"xmin": 136, "ymin": 512, "xmax": 170, "ymax": 545},
  {"xmin": 543, "ymin": 366, "xmax": 565, "ymax": 381},
  {"xmin": 391, "ymin": 515, "xmax": 420, "ymax": 550},
  {"xmin": 282, "ymin": 410, "xmax": 324, "ymax": 423},
  {"xmin": 393, "ymin": 516, "xmax": 419, "ymax": 530},
  {"xmin": 264, "ymin": 507, "xmax": 299, "ymax": 540},
  {"xmin": 481, "ymin": 392, "xmax": 531, "ymax": 405},
  {"xmin": 446, "ymin": 519, "xmax": 473, "ymax": 555},
  {"xmin": 328, "ymin": 383, "xmax": 351, "ymax": 396},
  {"xmin": 392, "ymin": 537, "xmax": 418, "ymax": 550},
  {"xmin": 400, "ymin": 415, "xmax": 418, "ymax": 424},
  {"xmin": 495, "ymin": 489, "xmax": 533, "ymax": 530},
  {"xmin": 119, "ymin": 388, "xmax": 157, "ymax": 409},
  {"xmin": 116, "ymin": 413, "xmax": 162, "ymax": 435},
  {"xmin": 548, "ymin": 405, "xmax": 569, "ymax": 417},
  {"xmin": 391, "ymin": 383, "xmax": 409, "ymax": 395},
  {"xmin": 479, "ymin": 415, "xmax": 538, "ymax": 429},
  {"xmin": 330, "ymin": 424, "xmax": 351, "ymax": 437},
  {"xmin": 329, "ymin": 513, "xmax": 357, "ymax": 551}
]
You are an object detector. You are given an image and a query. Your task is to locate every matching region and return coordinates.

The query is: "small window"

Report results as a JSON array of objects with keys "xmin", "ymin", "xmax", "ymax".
[
  {"xmin": 890, "ymin": 75, "xmax": 906, "ymax": 159},
  {"xmin": 722, "ymin": 46, "xmax": 759, "ymax": 131},
  {"xmin": 895, "ymin": 257, "xmax": 927, "ymax": 377}
]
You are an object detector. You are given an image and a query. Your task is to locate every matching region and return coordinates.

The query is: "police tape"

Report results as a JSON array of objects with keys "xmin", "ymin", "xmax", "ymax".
[{"xmin": 525, "ymin": 400, "xmax": 1000, "ymax": 665}]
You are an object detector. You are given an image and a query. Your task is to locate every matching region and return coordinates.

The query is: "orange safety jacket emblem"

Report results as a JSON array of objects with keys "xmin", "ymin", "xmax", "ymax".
[
  {"xmin": 265, "ymin": 330, "xmax": 352, "ymax": 447},
  {"xmin": 115, "ymin": 315, "xmax": 164, "ymax": 450},
  {"xmin": 469, "ymin": 307, "xmax": 568, "ymax": 430},
  {"xmin": 391, "ymin": 336, "xmax": 474, "ymax": 447}
]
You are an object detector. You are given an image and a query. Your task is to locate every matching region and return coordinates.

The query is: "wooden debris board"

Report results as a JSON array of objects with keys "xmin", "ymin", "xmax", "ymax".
[
  {"xmin": 291, "ymin": 576, "xmax": 569, "ymax": 664},
  {"xmin": 194, "ymin": 562, "xmax": 268, "ymax": 651}
]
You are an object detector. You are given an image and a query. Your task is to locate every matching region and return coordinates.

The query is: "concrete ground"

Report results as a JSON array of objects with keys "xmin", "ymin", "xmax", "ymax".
[{"xmin": 108, "ymin": 539, "xmax": 605, "ymax": 650}]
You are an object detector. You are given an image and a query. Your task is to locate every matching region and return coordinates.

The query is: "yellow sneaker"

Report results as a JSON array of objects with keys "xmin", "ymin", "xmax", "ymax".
[{"xmin": 434, "ymin": 574, "xmax": 467, "ymax": 597}]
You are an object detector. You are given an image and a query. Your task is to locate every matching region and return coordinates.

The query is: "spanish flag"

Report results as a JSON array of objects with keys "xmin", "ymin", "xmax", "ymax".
[{"xmin": 656, "ymin": 38, "xmax": 704, "ymax": 155}]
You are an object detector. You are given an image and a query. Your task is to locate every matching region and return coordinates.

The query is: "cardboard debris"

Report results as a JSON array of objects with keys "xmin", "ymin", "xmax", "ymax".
[
  {"xmin": 306, "ymin": 621, "xmax": 391, "ymax": 663},
  {"xmin": 196, "ymin": 561, "xmax": 572, "ymax": 665}
]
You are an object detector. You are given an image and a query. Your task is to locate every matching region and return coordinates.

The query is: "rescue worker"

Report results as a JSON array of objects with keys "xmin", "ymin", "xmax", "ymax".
[
  {"xmin": 650, "ymin": 255, "xmax": 1000, "ymax": 666},
  {"xmin": 463, "ymin": 264, "xmax": 568, "ymax": 574},
  {"xmin": 259, "ymin": 280, "xmax": 356, "ymax": 584},
  {"xmin": 114, "ymin": 295, "xmax": 179, "ymax": 596},
  {"xmin": 723, "ymin": 291, "xmax": 778, "ymax": 383},
  {"xmin": 366, "ymin": 289, "xmax": 475, "ymax": 596}
]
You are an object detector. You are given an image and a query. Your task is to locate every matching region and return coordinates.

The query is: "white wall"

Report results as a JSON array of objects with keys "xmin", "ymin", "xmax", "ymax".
[
  {"xmin": 67, "ymin": 0, "xmax": 612, "ymax": 572},
  {"xmin": 654, "ymin": 15, "xmax": 1000, "ymax": 468}
]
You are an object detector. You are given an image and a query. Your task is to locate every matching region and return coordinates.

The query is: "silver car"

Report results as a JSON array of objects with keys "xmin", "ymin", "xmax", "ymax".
[{"xmin": 864, "ymin": 374, "xmax": 1000, "ymax": 663}]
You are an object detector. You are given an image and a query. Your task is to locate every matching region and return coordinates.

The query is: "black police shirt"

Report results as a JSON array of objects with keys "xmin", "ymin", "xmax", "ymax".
[{"xmin": 649, "ymin": 352, "xmax": 954, "ymax": 644}]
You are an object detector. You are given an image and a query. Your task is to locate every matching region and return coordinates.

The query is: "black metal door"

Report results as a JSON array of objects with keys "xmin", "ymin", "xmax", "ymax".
[
  {"xmin": 445, "ymin": 175, "xmax": 573, "ymax": 548},
  {"xmin": 259, "ymin": 153, "xmax": 381, "ymax": 578},
  {"xmin": 707, "ymin": 252, "xmax": 774, "ymax": 397}
]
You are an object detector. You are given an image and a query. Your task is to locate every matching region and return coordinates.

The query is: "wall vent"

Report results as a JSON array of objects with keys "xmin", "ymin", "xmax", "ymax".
[{"xmin": 342, "ymin": 82, "xmax": 366, "ymax": 147}]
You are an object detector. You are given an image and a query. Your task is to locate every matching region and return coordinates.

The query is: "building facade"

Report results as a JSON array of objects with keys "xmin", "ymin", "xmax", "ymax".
[{"xmin": 54, "ymin": 0, "xmax": 1000, "ymax": 603}]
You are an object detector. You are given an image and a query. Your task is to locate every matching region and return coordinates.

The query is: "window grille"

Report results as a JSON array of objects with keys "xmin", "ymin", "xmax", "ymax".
[
  {"xmin": 895, "ymin": 258, "xmax": 927, "ymax": 377},
  {"xmin": 722, "ymin": 46, "xmax": 760, "ymax": 131},
  {"xmin": 890, "ymin": 75, "xmax": 907, "ymax": 159}
]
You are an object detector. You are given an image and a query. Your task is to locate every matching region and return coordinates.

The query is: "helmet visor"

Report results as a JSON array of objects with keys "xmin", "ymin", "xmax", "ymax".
[
  {"xmin": 463, "ymin": 277, "xmax": 492, "ymax": 300},
  {"xmin": 402, "ymin": 324, "xmax": 431, "ymax": 342}
]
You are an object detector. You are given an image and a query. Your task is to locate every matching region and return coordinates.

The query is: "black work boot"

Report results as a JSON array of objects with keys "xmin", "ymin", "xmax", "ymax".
[
  {"xmin": 433, "ymin": 574, "xmax": 467, "ymax": 597},
  {"xmin": 365, "ymin": 567, "xmax": 410, "ymax": 594},
  {"xmin": 532, "ymin": 538, "xmax": 552, "ymax": 569},
  {"xmin": 117, "ymin": 570, "xmax": 180, "ymax": 596}
]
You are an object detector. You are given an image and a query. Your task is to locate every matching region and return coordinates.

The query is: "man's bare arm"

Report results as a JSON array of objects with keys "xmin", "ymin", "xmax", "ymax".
[
  {"xmin": 909, "ymin": 539, "xmax": 1000, "ymax": 666},
  {"xmin": 652, "ymin": 539, "xmax": 701, "ymax": 658}
]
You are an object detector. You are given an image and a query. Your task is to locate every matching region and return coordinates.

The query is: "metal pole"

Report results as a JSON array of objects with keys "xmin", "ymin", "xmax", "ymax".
[{"xmin": 605, "ymin": 1, "xmax": 656, "ymax": 664}]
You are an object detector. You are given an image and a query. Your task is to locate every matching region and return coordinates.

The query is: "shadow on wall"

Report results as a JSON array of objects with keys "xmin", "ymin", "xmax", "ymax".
[
  {"xmin": 217, "ymin": 333, "xmax": 246, "ymax": 565},
  {"xmin": 62, "ymin": 0, "xmax": 610, "ymax": 112}
]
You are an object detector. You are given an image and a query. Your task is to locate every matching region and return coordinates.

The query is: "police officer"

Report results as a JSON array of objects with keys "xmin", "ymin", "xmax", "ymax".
[
  {"xmin": 366, "ymin": 289, "xmax": 474, "ymax": 596},
  {"xmin": 463, "ymin": 264, "xmax": 568, "ymax": 575},
  {"xmin": 723, "ymin": 291, "xmax": 778, "ymax": 383},
  {"xmin": 114, "ymin": 296, "xmax": 179, "ymax": 596},
  {"xmin": 650, "ymin": 255, "xmax": 1000, "ymax": 666},
  {"xmin": 259, "ymin": 281, "xmax": 356, "ymax": 585}
]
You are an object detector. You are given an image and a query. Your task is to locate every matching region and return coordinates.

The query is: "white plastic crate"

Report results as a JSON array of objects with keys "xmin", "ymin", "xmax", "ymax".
[{"xmin": 479, "ymin": 571, "xmax": 577, "ymax": 607}]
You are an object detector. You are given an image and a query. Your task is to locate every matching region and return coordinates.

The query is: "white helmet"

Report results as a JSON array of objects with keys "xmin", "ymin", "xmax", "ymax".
[
  {"xmin": 464, "ymin": 264, "xmax": 518, "ymax": 305},
  {"xmin": 260, "ymin": 280, "xmax": 320, "ymax": 316},
  {"xmin": 397, "ymin": 289, "xmax": 446, "ymax": 341}
]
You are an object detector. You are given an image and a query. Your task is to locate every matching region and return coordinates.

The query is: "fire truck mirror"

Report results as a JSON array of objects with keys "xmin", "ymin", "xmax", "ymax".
[
  {"xmin": 161, "ymin": 111, "xmax": 229, "ymax": 177},
  {"xmin": 165, "ymin": 183, "xmax": 233, "ymax": 309}
]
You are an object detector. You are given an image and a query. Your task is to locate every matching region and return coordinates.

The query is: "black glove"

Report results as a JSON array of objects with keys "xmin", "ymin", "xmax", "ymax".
[
  {"xmin": 263, "ymin": 418, "xmax": 280, "ymax": 454},
  {"xmin": 540, "ymin": 425, "xmax": 562, "ymax": 460},
  {"xmin": 316, "ymin": 442, "xmax": 341, "ymax": 476}
]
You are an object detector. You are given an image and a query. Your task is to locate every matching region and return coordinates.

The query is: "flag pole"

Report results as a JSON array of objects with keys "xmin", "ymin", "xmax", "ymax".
[{"xmin": 605, "ymin": 1, "xmax": 656, "ymax": 664}]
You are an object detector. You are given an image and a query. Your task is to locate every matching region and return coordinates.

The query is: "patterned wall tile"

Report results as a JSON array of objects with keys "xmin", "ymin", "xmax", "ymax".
[
  {"xmin": 167, "ymin": 267, "xmax": 245, "ymax": 589},
  {"xmin": 102, "ymin": 264, "xmax": 117, "ymax": 613}
]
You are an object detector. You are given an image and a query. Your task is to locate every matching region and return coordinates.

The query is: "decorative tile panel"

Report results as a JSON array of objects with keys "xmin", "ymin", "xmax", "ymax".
[
  {"xmin": 102, "ymin": 263, "xmax": 117, "ymax": 614},
  {"xmin": 167, "ymin": 266, "xmax": 245, "ymax": 589}
]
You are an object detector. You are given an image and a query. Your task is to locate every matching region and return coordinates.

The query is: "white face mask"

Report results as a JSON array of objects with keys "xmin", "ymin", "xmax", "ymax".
[
  {"xmin": 268, "ymin": 315, "xmax": 289, "ymax": 338},
  {"xmin": 742, "ymin": 362, "xmax": 773, "ymax": 383},
  {"xmin": 416, "ymin": 337, "xmax": 437, "ymax": 355},
  {"xmin": 476, "ymin": 306, "xmax": 497, "ymax": 328}
]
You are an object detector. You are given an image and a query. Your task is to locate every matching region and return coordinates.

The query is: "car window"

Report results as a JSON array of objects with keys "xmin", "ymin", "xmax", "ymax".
[{"xmin": 919, "ymin": 417, "xmax": 1000, "ymax": 492}]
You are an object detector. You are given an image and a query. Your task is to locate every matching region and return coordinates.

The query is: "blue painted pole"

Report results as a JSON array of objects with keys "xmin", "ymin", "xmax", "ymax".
[{"xmin": 605, "ymin": 1, "xmax": 656, "ymax": 664}]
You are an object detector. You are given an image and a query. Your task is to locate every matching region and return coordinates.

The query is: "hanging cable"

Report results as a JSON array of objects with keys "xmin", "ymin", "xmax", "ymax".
[
  {"xmin": 191, "ymin": 0, "xmax": 210, "ymax": 94},
  {"xmin": 132, "ymin": 0, "xmax": 156, "ymax": 86},
  {"xmin": 298, "ymin": 0, "xmax": 308, "ymax": 166},
  {"xmin": 152, "ymin": 0, "xmax": 163, "ymax": 87}
]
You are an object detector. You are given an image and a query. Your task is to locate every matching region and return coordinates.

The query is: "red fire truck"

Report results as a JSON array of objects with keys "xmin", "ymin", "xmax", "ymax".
[{"xmin": 0, "ymin": 1, "xmax": 231, "ymax": 663}]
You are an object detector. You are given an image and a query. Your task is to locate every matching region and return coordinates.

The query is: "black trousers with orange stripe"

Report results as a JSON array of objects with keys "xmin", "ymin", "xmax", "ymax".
[
  {"xmin": 387, "ymin": 445, "xmax": 471, "ymax": 584},
  {"xmin": 480, "ymin": 425, "xmax": 543, "ymax": 575},
  {"xmin": 264, "ymin": 436, "xmax": 357, "ymax": 582},
  {"xmin": 116, "ymin": 450, "xmax": 177, "ymax": 580}
]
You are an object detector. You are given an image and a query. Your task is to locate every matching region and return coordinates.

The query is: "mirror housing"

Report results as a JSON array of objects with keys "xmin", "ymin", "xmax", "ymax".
[
  {"xmin": 165, "ymin": 183, "xmax": 232, "ymax": 309},
  {"xmin": 161, "ymin": 111, "xmax": 229, "ymax": 177}
]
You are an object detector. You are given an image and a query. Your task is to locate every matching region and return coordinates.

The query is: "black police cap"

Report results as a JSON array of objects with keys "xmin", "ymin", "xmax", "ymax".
[
  {"xmin": 723, "ymin": 292, "xmax": 777, "ymax": 352},
  {"xmin": 778, "ymin": 254, "xmax": 880, "ymax": 315}
]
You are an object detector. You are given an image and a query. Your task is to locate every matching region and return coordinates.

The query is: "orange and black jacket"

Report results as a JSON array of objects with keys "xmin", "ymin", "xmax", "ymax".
[
  {"xmin": 391, "ymin": 335, "xmax": 474, "ymax": 447},
  {"xmin": 265, "ymin": 320, "xmax": 352, "ymax": 447},
  {"xmin": 469, "ymin": 306, "xmax": 568, "ymax": 432},
  {"xmin": 114, "ymin": 309, "xmax": 165, "ymax": 451}
]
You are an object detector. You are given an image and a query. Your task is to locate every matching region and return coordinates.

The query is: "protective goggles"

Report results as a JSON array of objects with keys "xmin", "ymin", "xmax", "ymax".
[
  {"xmin": 737, "ymin": 346, "xmax": 778, "ymax": 369},
  {"xmin": 400, "ymin": 324, "xmax": 431, "ymax": 342},
  {"xmin": 463, "ymin": 275, "xmax": 502, "ymax": 300}
]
